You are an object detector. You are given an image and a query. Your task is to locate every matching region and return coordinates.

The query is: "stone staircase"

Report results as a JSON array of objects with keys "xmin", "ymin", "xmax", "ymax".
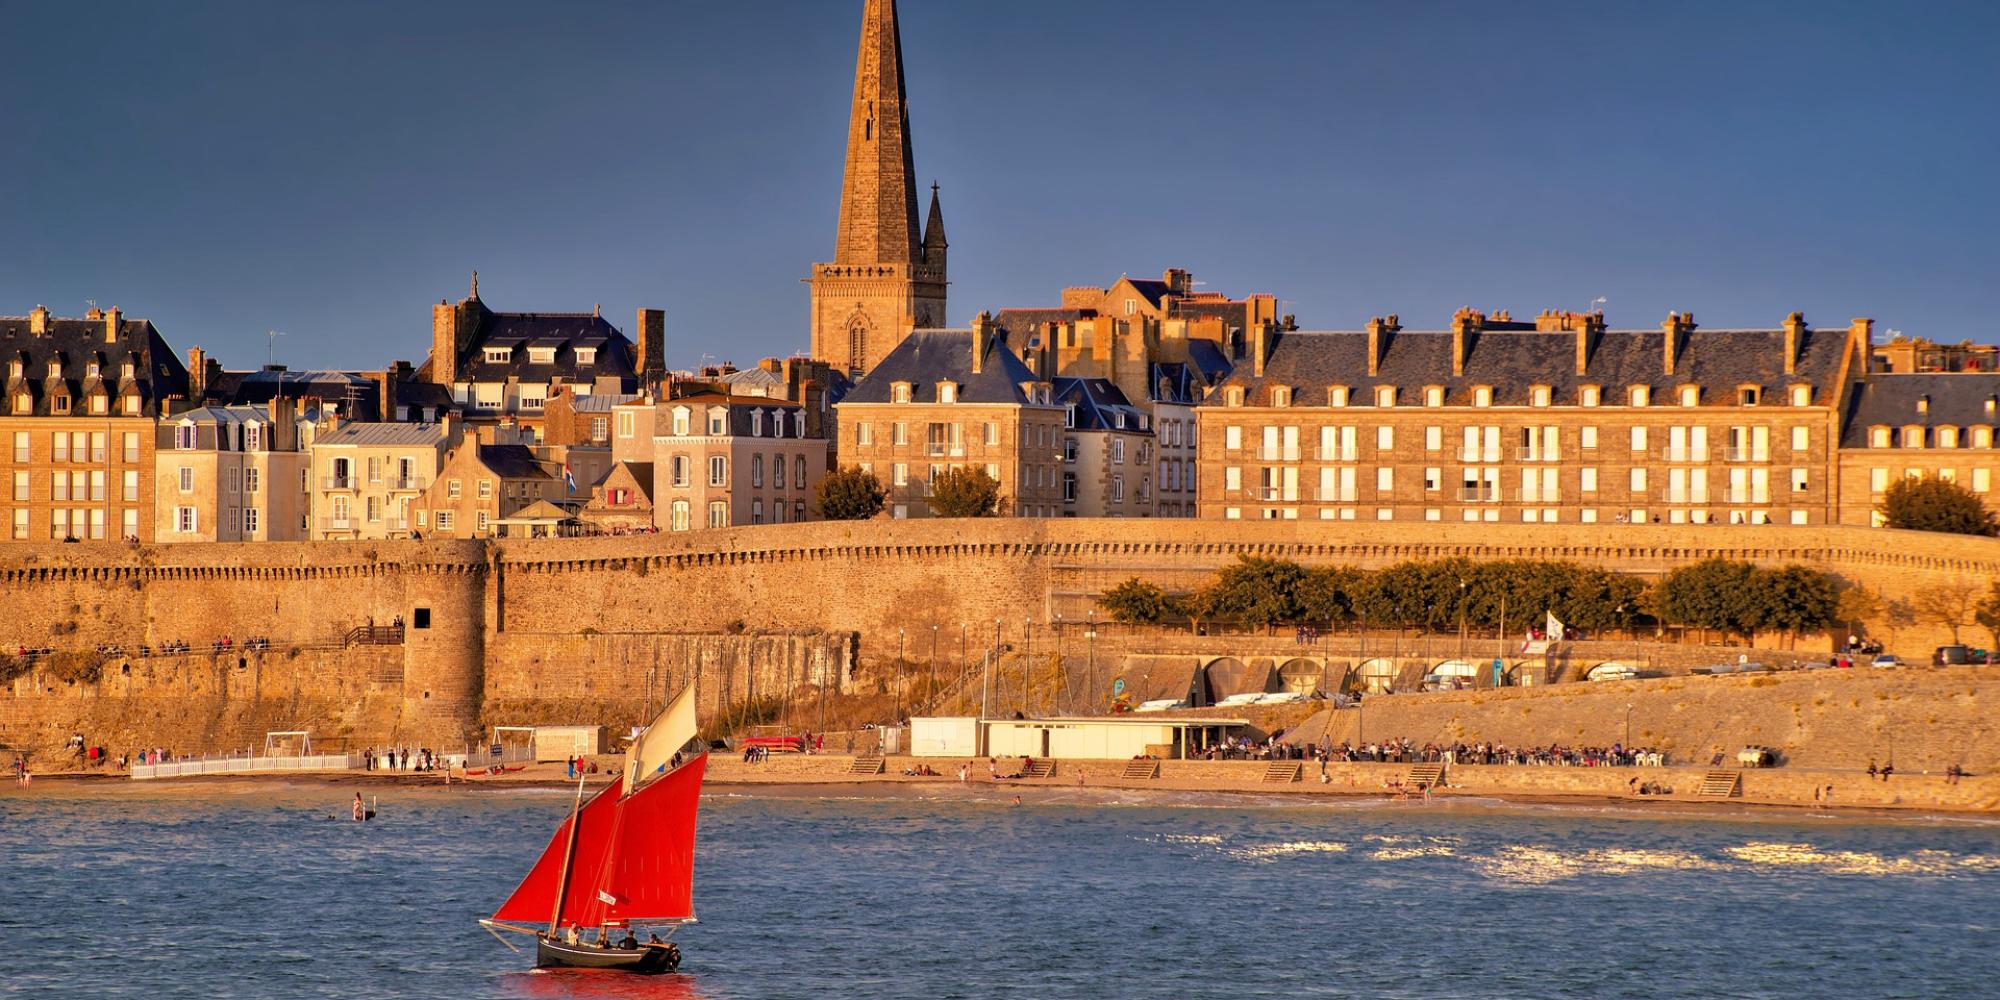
[
  {"xmin": 1262, "ymin": 761, "xmax": 1302, "ymax": 783},
  {"xmin": 1120, "ymin": 759, "xmax": 1160, "ymax": 780},
  {"xmin": 846, "ymin": 756, "xmax": 885, "ymax": 776},
  {"xmin": 1020, "ymin": 758, "xmax": 1056, "ymax": 779},
  {"xmin": 1406, "ymin": 762, "xmax": 1446, "ymax": 788},
  {"xmin": 1697, "ymin": 770, "xmax": 1742, "ymax": 798}
]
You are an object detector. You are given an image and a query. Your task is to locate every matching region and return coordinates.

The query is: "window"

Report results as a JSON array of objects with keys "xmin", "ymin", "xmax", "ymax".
[
  {"xmin": 52, "ymin": 508, "xmax": 68, "ymax": 540},
  {"xmin": 1328, "ymin": 386, "xmax": 1350, "ymax": 407},
  {"xmin": 1112, "ymin": 439, "xmax": 1126, "ymax": 464},
  {"xmin": 1376, "ymin": 467, "xmax": 1392, "ymax": 493},
  {"xmin": 1425, "ymin": 426, "xmax": 1441, "ymax": 452},
  {"xmin": 55, "ymin": 433, "xmax": 68, "ymax": 462},
  {"xmin": 707, "ymin": 501, "xmax": 727, "ymax": 528},
  {"xmin": 10, "ymin": 471, "xmax": 23, "ymax": 500},
  {"xmin": 708, "ymin": 456, "xmax": 727, "ymax": 486},
  {"xmin": 938, "ymin": 383, "xmax": 957, "ymax": 404},
  {"xmin": 179, "ymin": 467, "xmax": 193, "ymax": 493},
  {"xmin": 1678, "ymin": 386, "xmax": 1700, "ymax": 407},
  {"xmin": 1630, "ymin": 386, "xmax": 1650, "ymax": 407},
  {"xmin": 244, "ymin": 507, "xmax": 259, "ymax": 534},
  {"xmin": 891, "ymin": 383, "xmax": 912, "ymax": 404},
  {"xmin": 1424, "ymin": 468, "xmax": 1440, "ymax": 491},
  {"xmin": 473, "ymin": 383, "xmax": 503, "ymax": 409},
  {"xmin": 90, "ymin": 432, "xmax": 105, "ymax": 462},
  {"xmin": 1791, "ymin": 468, "xmax": 1810, "ymax": 493},
  {"xmin": 1374, "ymin": 386, "xmax": 1395, "ymax": 408},
  {"xmin": 1975, "ymin": 469, "xmax": 1992, "ymax": 493},
  {"xmin": 1111, "ymin": 475, "xmax": 1125, "ymax": 502},
  {"xmin": 751, "ymin": 454, "xmax": 765, "ymax": 487},
  {"xmin": 984, "ymin": 421, "xmax": 998, "ymax": 446},
  {"xmin": 617, "ymin": 411, "xmax": 636, "ymax": 438},
  {"xmin": 857, "ymin": 423, "xmax": 873, "ymax": 446},
  {"xmin": 518, "ymin": 385, "xmax": 545, "ymax": 410},
  {"xmin": 13, "ymin": 509, "xmax": 26, "ymax": 539},
  {"xmin": 893, "ymin": 463, "xmax": 908, "ymax": 487},
  {"xmin": 796, "ymin": 456, "xmax": 807, "ymax": 488},
  {"xmin": 1868, "ymin": 426, "xmax": 1891, "ymax": 448},
  {"xmin": 1472, "ymin": 387, "xmax": 1492, "ymax": 407},
  {"xmin": 1531, "ymin": 386, "xmax": 1551, "ymax": 407},
  {"xmin": 671, "ymin": 456, "xmax": 690, "ymax": 487},
  {"xmin": 892, "ymin": 422, "xmax": 907, "ymax": 446},
  {"xmin": 12, "ymin": 432, "xmax": 25, "ymax": 463},
  {"xmin": 670, "ymin": 500, "xmax": 691, "ymax": 530},
  {"xmin": 773, "ymin": 455, "xmax": 786, "ymax": 489},
  {"xmin": 1224, "ymin": 426, "xmax": 1242, "ymax": 451},
  {"xmin": 1630, "ymin": 468, "xmax": 1647, "ymax": 493},
  {"xmin": 1631, "ymin": 426, "xmax": 1648, "ymax": 453},
  {"xmin": 1062, "ymin": 471, "xmax": 1077, "ymax": 502},
  {"xmin": 1580, "ymin": 386, "xmax": 1601, "ymax": 407},
  {"xmin": 1581, "ymin": 468, "xmax": 1598, "ymax": 492},
  {"xmin": 1870, "ymin": 468, "xmax": 1889, "ymax": 493},
  {"xmin": 478, "ymin": 479, "xmax": 492, "ymax": 500},
  {"xmin": 1376, "ymin": 426, "xmax": 1394, "ymax": 451},
  {"xmin": 484, "ymin": 348, "xmax": 510, "ymax": 363},
  {"xmin": 123, "ymin": 470, "xmax": 138, "ymax": 502},
  {"xmin": 447, "ymin": 479, "xmax": 462, "ymax": 500},
  {"xmin": 1064, "ymin": 438, "xmax": 1078, "ymax": 463},
  {"xmin": 576, "ymin": 347, "xmax": 597, "ymax": 366},
  {"xmin": 1425, "ymin": 386, "xmax": 1444, "ymax": 408},
  {"xmin": 707, "ymin": 409, "xmax": 726, "ymax": 435},
  {"xmin": 437, "ymin": 510, "xmax": 455, "ymax": 532},
  {"xmin": 1738, "ymin": 387, "xmax": 1760, "ymax": 406},
  {"xmin": 477, "ymin": 511, "xmax": 489, "ymax": 533},
  {"xmin": 176, "ymin": 507, "xmax": 198, "ymax": 534},
  {"xmin": 671, "ymin": 407, "xmax": 691, "ymax": 435}
]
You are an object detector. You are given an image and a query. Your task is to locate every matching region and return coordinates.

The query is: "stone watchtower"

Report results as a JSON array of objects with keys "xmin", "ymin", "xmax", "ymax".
[{"xmin": 808, "ymin": 0, "xmax": 948, "ymax": 379}]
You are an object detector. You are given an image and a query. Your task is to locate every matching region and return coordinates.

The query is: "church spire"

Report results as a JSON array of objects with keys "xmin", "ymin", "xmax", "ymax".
[{"xmin": 834, "ymin": 0, "xmax": 921, "ymax": 267}]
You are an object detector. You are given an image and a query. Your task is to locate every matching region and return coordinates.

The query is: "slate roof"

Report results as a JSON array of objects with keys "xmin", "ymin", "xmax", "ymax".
[
  {"xmin": 569, "ymin": 392, "xmax": 639, "ymax": 413},
  {"xmin": 0, "ymin": 313, "xmax": 188, "ymax": 416},
  {"xmin": 475, "ymin": 443, "xmax": 555, "ymax": 481},
  {"xmin": 208, "ymin": 368, "xmax": 384, "ymax": 419},
  {"xmin": 1054, "ymin": 377, "xmax": 1148, "ymax": 433},
  {"xmin": 843, "ymin": 329, "xmax": 1046, "ymax": 405},
  {"xmin": 1839, "ymin": 373, "xmax": 2000, "ymax": 447},
  {"xmin": 1206, "ymin": 327, "xmax": 1849, "ymax": 408},
  {"xmin": 419, "ymin": 302, "xmax": 638, "ymax": 386},
  {"xmin": 316, "ymin": 422, "xmax": 450, "ymax": 448},
  {"xmin": 992, "ymin": 308, "xmax": 1092, "ymax": 349}
]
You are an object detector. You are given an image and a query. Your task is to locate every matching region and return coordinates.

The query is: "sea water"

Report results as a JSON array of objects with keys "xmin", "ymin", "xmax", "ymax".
[{"xmin": 3, "ymin": 781, "xmax": 1996, "ymax": 999}]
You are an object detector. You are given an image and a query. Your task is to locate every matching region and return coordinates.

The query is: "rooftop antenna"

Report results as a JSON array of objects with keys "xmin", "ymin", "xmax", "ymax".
[
  {"xmin": 266, "ymin": 330, "xmax": 286, "ymax": 367},
  {"xmin": 1585, "ymin": 296, "xmax": 1607, "ymax": 314},
  {"xmin": 84, "ymin": 299, "xmax": 97, "ymax": 312}
]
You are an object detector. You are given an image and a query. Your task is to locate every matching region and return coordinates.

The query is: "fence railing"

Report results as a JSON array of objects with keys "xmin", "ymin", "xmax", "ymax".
[{"xmin": 131, "ymin": 752, "xmax": 361, "ymax": 780}]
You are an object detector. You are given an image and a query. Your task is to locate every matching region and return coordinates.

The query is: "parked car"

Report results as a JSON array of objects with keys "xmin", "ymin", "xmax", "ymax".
[
  {"xmin": 1872, "ymin": 654, "xmax": 1903, "ymax": 668},
  {"xmin": 1737, "ymin": 746, "xmax": 1779, "ymax": 767},
  {"xmin": 1933, "ymin": 645, "xmax": 1971, "ymax": 666}
]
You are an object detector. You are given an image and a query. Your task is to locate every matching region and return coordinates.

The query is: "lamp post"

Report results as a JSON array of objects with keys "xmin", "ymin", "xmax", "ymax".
[
  {"xmin": 993, "ymin": 618, "xmax": 1004, "ymax": 714},
  {"xmin": 1023, "ymin": 619, "xmax": 1033, "ymax": 716},
  {"xmin": 896, "ymin": 628, "xmax": 906, "ymax": 725},
  {"xmin": 1624, "ymin": 702, "xmax": 1634, "ymax": 748},
  {"xmin": 1085, "ymin": 614, "xmax": 1098, "ymax": 715},
  {"xmin": 929, "ymin": 624, "xmax": 939, "ymax": 709},
  {"xmin": 1053, "ymin": 613, "xmax": 1066, "ymax": 714},
  {"xmin": 1457, "ymin": 579, "xmax": 1469, "ymax": 661}
]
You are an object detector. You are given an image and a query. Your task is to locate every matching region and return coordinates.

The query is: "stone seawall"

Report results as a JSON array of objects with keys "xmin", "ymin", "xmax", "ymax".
[{"xmin": 0, "ymin": 520, "xmax": 1993, "ymax": 758}]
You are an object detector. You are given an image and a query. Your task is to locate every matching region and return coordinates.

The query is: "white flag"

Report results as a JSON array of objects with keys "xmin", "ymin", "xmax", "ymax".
[
  {"xmin": 1545, "ymin": 611, "xmax": 1566, "ymax": 642},
  {"xmin": 596, "ymin": 890, "xmax": 619, "ymax": 906}
]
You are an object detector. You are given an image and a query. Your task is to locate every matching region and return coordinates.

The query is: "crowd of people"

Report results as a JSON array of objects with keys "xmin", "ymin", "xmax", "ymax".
[
  {"xmin": 1319, "ymin": 738, "xmax": 1666, "ymax": 767},
  {"xmin": 363, "ymin": 747, "xmax": 446, "ymax": 772}
]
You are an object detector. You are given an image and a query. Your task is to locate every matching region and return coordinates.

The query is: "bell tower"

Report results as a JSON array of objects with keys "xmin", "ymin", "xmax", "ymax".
[{"xmin": 808, "ymin": 0, "xmax": 947, "ymax": 379}]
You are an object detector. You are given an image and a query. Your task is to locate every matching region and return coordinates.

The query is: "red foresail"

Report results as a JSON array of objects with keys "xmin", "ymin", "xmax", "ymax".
[
  {"xmin": 491, "ymin": 776, "xmax": 626, "ymax": 925},
  {"xmin": 567, "ymin": 753, "xmax": 708, "ymax": 927}
]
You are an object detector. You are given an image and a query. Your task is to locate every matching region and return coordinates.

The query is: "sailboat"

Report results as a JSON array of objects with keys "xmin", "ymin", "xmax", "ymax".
[{"xmin": 482, "ymin": 684, "xmax": 707, "ymax": 974}]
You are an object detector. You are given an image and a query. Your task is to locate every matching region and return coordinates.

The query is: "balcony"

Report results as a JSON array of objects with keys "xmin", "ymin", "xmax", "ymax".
[
  {"xmin": 1458, "ymin": 487, "xmax": 1499, "ymax": 503},
  {"xmin": 1721, "ymin": 448, "xmax": 1766, "ymax": 463},
  {"xmin": 318, "ymin": 517, "xmax": 355, "ymax": 532},
  {"xmin": 387, "ymin": 476, "xmax": 429, "ymax": 492},
  {"xmin": 1258, "ymin": 447, "xmax": 1304, "ymax": 462},
  {"xmin": 1655, "ymin": 448, "xmax": 1710, "ymax": 463},
  {"xmin": 323, "ymin": 476, "xmax": 356, "ymax": 490},
  {"xmin": 1515, "ymin": 448, "xmax": 1558, "ymax": 462}
]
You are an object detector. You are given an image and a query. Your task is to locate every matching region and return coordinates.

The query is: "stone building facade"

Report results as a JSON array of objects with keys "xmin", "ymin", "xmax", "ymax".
[
  {"xmin": 807, "ymin": 0, "xmax": 947, "ymax": 378},
  {"xmin": 609, "ymin": 389, "xmax": 831, "ymax": 531},
  {"xmin": 154, "ymin": 400, "xmax": 314, "ymax": 542},
  {"xmin": 0, "ymin": 306, "xmax": 189, "ymax": 543},
  {"xmin": 837, "ymin": 320, "xmax": 1065, "ymax": 519},
  {"xmin": 408, "ymin": 441, "xmax": 561, "ymax": 539},
  {"xmin": 308, "ymin": 419, "xmax": 461, "ymax": 539},
  {"xmin": 1196, "ymin": 310, "xmax": 1870, "ymax": 526}
]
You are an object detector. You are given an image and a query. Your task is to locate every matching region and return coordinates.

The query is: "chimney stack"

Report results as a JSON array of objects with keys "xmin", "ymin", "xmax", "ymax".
[
  {"xmin": 1781, "ymin": 312, "xmax": 1807, "ymax": 376},
  {"xmin": 1850, "ymin": 317, "xmax": 1875, "ymax": 374},
  {"xmin": 1662, "ymin": 312, "xmax": 1695, "ymax": 375},
  {"xmin": 103, "ymin": 307, "xmax": 121, "ymax": 343},
  {"xmin": 1450, "ymin": 308, "xmax": 1482, "ymax": 377},
  {"xmin": 1251, "ymin": 320, "xmax": 1275, "ymax": 378},
  {"xmin": 1575, "ymin": 311, "xmax": 1603, "ymax": 375},
  {"xmin": 432, "ymin": 301, "xmax": 459, "ymax": 387},
  {"xmin": 29, "ymin": 305, "xmax": 49, "ymax": 335},
  {"xmin": 1365, "ymin": 315, "xmax": 1400, "ymax": 377},
  {"xmin": 636, "ymin": 308, "xmax": 666, "ymax": 386},
  {"xmin": 971, "ymin": 311, "xmax": 994, "ymax": 375},
  {"xmin": 188, "ymin": 347, "xmax": 208, "ymax": 400}
]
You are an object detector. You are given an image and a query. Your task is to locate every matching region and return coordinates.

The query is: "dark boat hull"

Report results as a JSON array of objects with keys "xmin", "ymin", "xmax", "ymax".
[{"xmin": 535, "ymin": 936, "xmax": 679, "ymax": 974}]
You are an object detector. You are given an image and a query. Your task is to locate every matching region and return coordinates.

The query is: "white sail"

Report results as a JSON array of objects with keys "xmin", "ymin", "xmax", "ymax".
[{"xmin": 624, "ymin": 684, "xmax": 698, "ymax": 790}]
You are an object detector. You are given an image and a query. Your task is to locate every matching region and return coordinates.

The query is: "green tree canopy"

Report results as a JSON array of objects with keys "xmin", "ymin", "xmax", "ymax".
[
  {"xmin": 925, "ymin": 467, "xmax": 1001, "ymax": 518},
  {"xmin": 812, "ymin": 466, "xmax": 886, "ymax": 521},
  {"xmin": 1654, "ymin": 558, "xmax": 1763, "ymax": 639},
  {"xmin": 1209, "ymin": 555, "xmax": 1308, "ymax": 630},
  {"xmin": 1878, "ymin": 474, "xmax": 1999, "ymax": 536},
  {"xmin": 1098, "ymin": 578, "xmax": 1174, "ymax": 625},
  {"xmin": 1746, "ymin": 565, "xmax": 1841, "ymax": 639},
  {"xmin": 1297, "ymin": 565, "xmax": 1367, "ymax": 624}
]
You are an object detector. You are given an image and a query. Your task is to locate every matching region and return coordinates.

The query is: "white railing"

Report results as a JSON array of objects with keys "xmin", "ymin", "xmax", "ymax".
[{"xmin": 131, "ymin": 752, "xmax": 360, "ymax": 780}]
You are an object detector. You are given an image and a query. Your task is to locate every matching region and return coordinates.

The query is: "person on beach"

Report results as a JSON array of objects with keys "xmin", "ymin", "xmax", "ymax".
[{"xmin": 1867, "ymin": 759, "xmax": 1878, "ymax": 780}]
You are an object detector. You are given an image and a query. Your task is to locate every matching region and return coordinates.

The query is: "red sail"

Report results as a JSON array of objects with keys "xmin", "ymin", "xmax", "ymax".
[
  {"xmin": 568, "ymin": 753, "xmax": 708, "ymax": 927},
  {"xmin": 491, "ymin": 776, "xmax": 626, "ymax": 925}
]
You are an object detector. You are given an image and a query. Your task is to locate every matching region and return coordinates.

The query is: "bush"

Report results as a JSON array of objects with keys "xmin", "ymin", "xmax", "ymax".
[
  {"xmin": 925, "ymin": 467, "xmax": 1001, "ymax": 518},
  {"xmin": 1878, "ymin": 475, "xmax": 1999, "ymax": 536},
  {"xmin": 1098, "ymin": 578, "xmax": 1174, "ymax": 625},
  {"xmin": 813, "ymin": 466, "xmax": 887, "ymax": 521}
]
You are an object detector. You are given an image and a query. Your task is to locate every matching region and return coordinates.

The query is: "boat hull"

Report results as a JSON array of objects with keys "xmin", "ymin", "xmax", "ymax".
[{"xmin": 535, "ymin": 936, "xmax": 680, "ymax": 974}]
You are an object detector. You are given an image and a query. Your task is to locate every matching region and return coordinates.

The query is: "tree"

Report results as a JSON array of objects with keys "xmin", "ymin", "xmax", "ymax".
[
  {"xmin": 1208, "ymin": 555, "xmax": 1307, "ymax": 631},
  {"xmin": 1653, "ymin": 558, "xmax": 1762, "ymax": 642},
  {"xmin": 1746, "ymin": 565, "xmax": 1840, "ymax": 647},
  {"xmin": 1172, "ymin": 586, "xmax": 1220, "ymax": 636},
  {"xmin": 1297, "ymin": 565, "xmax": 1367, "ymax": 625},
  {"xmin": 1973, "ymin": 581, "xmax": 2000, "ymax": 649},
  {"xmin": 1883, "ymin": 597, "xmax": 1917, "ymax": 648},
  {"xmin": 1878, "ymin": 475, "xmax": 2000, "ymax": 536},
  {"xmin": 1098, "ymin": 578, "xmax": 1173, "ymax": 625},
  {"xmin": 925, "ymin": 467, "xmax": 1001, "ymax": 518},
  {"xmin": 1836, "ymin": 584, "xmax": 1884, "ymax": 644},
  {"xmin": 1912, "ymin": 580, "xmax": 1981, "ymax": 645},
  {"xmin": 813, "ymin": 466, "xmax": 886, "ymax": 521}
]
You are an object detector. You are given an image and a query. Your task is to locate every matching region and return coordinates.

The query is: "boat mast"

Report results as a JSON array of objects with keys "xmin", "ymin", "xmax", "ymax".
[{"xmin": 547, "ymin": 770, "xmax": 587, "ymax": 937}]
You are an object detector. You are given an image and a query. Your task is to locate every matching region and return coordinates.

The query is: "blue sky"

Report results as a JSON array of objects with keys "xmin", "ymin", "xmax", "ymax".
[{"xmin": 2, "ymin": 1, "xmax": 1995, "ymax": 371}]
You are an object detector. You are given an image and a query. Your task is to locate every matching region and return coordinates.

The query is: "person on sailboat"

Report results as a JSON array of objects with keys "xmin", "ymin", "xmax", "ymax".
[{"xmin": 564, "ymin": 925, "xmax": 581, "ymax": 946}]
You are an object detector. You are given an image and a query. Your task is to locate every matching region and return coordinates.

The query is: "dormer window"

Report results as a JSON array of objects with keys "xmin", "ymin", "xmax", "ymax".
[
  {"xmin": 750, "ymin": 409, "xmax": 764, "ymax": 437},
  {"xmin": 1579, "ymin": 385, "xmax": 1601, "ymax": 407},
  {"xmin": 245, "ymin": 423, "xmax": 263, "ymax": 451},
  {"xmin": 122, "ymin": 395, "xmax": 142, "ymax": 416},
  {"xmin": 1471, "ymin": 386, "xmax": 1492, "ymax": 408},
  {"xmin": 8, "ymin": 360, "xmax": 20, "ymax": 379},
  {"xmin": 1271, "ymin": 387, "xmax": 1292, "ymax": 407},
  {"xmin": 671, "ymin": 406, "xmax": 691, "ymax": 436},
  {"xmin": 1375, "ymin": 386, "xmax": 1397, "ymax": 408},
  {"xmin": 87, "ymin": 361, "xmax": 101, "ymax": 378},
  {"xmin": 1064, "ymin": 404, "xmax": 1077, "ymax": 428},
  {"xmin": 1790, "ymin": 385, "xmax": 1812, "ymax": 406},
  {"xmin": 175, "ymin": 423, "xmax": 197, "ymax": 450},
  {"xmin": 576, "ymin": 348, "xmax": 597, "ymax": 366},
  {"xmin": 1975, "ymin": 426, "xmax": 1995, "ymax": 448},
  {"xmin": 1113, "ymin": 412, "xmax": 1127, "ymax": 430},
  {"xmin": 891, "ymin": 382, "xmax": 912, "ymax": 404},
  {"xmin": 1678, "ymin": 386, "xmax": 1700, "ymax": 407},
  {"xmin": 483, "ymin": 348, "xmax": 510, "ymax": 364},
  {"xmin": 1530, "ymin": 385, "xmax": 1551, "ymax": 407},
  {"xmin": 793, "ymin": 412, "xmax": 806, "ymax": 437},
  {"xmin": 1328, "ymin": 386, "xmax": 1349, "ymax": 407},
  {"xmin": 46, "ymin": 360, "xmax": 62, "ymax": 378},
  {"xmin": 1424, "ymin": 386, "xmax": 1444, "ymax": 408},
  {"xmin": 1917, "ymin": 395, "xmax": 1930, "ymax": 415},
  {"xmin": 1225, "ymin": 387, "xmax": 1244, "ymax": 407},
  {"xmin": 122, "ymin": 360, "xmax": 136, "ymax": 380},
  {"xmin": 1738, "ymin": 386, "xmax": 1760, "ymax": 406},
  {"xmin": 1868, "ymin": 426, "xmax": 1891, "ymax": 448},
  {"xmin": 527, "ymin": 347, "xmax": 556, "ymax": 365},
  {"xmin": 51, "ymin": 394, "xmax": 70, "ymax": 414},
  {"xmin": 1901, "ymin": 426, "xmax": 1926, "ymax": 448},
  {"xmin": 1938, "ymin": 426, "xmax": 1960, "ymax": 449},
  {"xmin": 87, "ymin": 393, "xmax": 107, "ymax": 415},
  {"xmin": 706, "ymin": 408, "xmax": 727, "ymax": 435},
  {"xmin": 938, "ymin": 382, "xmax": 958, "ymax": 404},
  {"xmin": 1629, "ymin": 386, "xmax": 1651, "ymax": 407}
]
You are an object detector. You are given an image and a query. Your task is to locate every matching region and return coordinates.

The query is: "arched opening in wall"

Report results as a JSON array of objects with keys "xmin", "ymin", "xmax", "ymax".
[
  {"xmin": 1586, "ymin": 661, "xmax": 1640, "ymax": 682},
  {"xmin": 1425, "ymin": 659, "xmax": 1481, "ymax": 691},
  {"xmin": 120, "ymin": 663, "xmax": 130, "ymax": 676},
  {"xmin": 236, "ymin": 657, "xmax": 246, "ymax": 670},
  {"xmin": 1355, "ymin": 658, "xmax": 1397, "ymax": 694},
  {"xmin": 1505, "ymin": 661, "xmax": 1541, "ymax": 687},
  {"xmin": 1276, "ymin": 658, "xmax": 1322, "ymax": 695},
  {"xmin": 1200, "ymin": 657, "xmax": 1252, "ymax": 703}
]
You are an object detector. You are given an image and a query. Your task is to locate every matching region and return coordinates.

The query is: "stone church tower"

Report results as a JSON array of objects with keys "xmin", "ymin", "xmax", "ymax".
[{"xmin": 809, "ymin": 0, "xmax": 948, "ymax": 379}]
